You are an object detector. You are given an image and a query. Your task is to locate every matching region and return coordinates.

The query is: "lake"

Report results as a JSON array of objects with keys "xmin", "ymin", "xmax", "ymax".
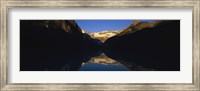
[{"xmin": 20, "ymin": 48, "xmax": 155, "ymax": 71}]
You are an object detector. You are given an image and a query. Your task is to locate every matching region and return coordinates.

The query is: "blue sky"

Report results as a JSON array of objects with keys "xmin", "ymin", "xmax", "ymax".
[{"xmin": 76, "ymin": 20, "xmax": 155, "ymax": 33}]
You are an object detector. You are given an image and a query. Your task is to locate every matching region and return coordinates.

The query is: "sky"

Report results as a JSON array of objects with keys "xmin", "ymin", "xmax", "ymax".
[{"xmin": 76, "ymin": 20, "xmax": 155, "ymax": 33}]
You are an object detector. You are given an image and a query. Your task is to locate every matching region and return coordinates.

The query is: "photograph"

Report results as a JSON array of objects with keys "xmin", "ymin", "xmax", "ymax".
[
  {"xmin": 20, "ymin": 20, "xmax": 180, "ymax": 71},
  {"xmin": 1, "ymin": 0, "xmax": 199, "ymax": 90}
]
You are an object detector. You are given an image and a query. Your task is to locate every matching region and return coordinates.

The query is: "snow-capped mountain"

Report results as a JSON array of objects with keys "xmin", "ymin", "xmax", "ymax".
[
  {"xmin": 81, "ymin": 29, "xmax": 90, "ymax": 34},
  {"xmin": 90, "ymin": 30, "xmax": 122, "ymax": 42}
]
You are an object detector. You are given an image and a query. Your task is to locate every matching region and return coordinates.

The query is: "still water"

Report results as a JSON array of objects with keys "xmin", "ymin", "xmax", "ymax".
[
  {"xmin": 20, "ymin": 48, "xmax": 154, "ymax": 71},
  {"xmin": 79, "ymin": 53, "xmax": 129, "ymax": 71}
]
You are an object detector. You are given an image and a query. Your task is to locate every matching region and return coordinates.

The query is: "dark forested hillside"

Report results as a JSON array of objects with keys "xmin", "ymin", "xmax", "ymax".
[
  {"xmin": 104, "ymin": 20, "xmax": 180, "ymax": 71},
  {"xmin": 20, "ymin": 20, "xmax": 101, "ymax": 71}
]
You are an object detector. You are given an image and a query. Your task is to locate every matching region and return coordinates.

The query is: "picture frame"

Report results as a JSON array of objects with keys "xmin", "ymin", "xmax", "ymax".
[{"xmin": 0, "ymin": 0, "xmax": 199, "ymax": 91}]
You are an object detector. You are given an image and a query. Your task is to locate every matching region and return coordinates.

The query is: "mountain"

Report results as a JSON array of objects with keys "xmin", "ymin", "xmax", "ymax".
[
  {"xmin": 117, "ymin": 20, "xmax": 161, "ymax": 36},
  {"xmin": 21, "ymin": 20, "xmax": 81, "ymax": 47},
  {"xmin": 104, "ymin": 20, "xmax": 180, "ymax": 71},
  {"xmin": 81, "ymin": 29, "xmax": 90, "ymax": 34},
  {"xmin": 20, "ymin": 20, "xmax": 102, "ymax": 52},
  {"xmin": 20, "ymin": 20, "xmax": 103, "ymax": 70},
  {"xmin": 90, "ymin": 30, "xmax": 122, "ymax": 42}
]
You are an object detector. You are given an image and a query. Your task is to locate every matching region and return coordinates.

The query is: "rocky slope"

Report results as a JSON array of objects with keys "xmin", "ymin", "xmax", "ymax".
[
  {"xmin": 104, "ymin": 20, "xmax": 180, "ymax": 71},
  {"xmin": 117, "ymin": 20, "xmax": 161, "ymax": 36},
  {"xmin": 81, "ymin": 29, "xmax": 90, "ymax": 34}
]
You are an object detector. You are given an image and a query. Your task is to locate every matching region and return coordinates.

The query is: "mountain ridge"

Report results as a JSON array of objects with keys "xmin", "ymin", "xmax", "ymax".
[
  {"xmin": 90, "ymin": 30, "xmax": 122, "ymax": 42},
  {"xmin": 104, "ymin": 20, "xmax": 180, "ymax": 71}
]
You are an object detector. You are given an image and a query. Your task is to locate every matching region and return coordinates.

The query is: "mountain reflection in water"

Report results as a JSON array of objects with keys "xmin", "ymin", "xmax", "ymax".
[
  {"xmin": 20, "ymin": 49, "xmax": 154, "ymax": 71},
  {"xmin": 79, "ymin": 53, "xmax": 129, "ymax": 71}
]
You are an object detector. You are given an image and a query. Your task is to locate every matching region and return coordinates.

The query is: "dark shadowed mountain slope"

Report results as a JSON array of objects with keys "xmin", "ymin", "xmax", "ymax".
[
  {"xmin": 20, "ymin": 20, "xmax": 102, "ymax": 71},
  {"xmin": 20, "ymin": 20, "xmax": 101, "ymax": 52},
  {"xmin": 104, "ymin": 20, "xmax": 180, "ymax": 71},
  {"xmin": 117, "ymin": 20, "xmax": 161, "ymax": 36}
]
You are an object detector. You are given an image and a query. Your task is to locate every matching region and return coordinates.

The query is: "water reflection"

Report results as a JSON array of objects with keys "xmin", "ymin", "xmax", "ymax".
[
  {"xmin": 79, "ymin": 53, "xmax": 129, "ymax": 71},
  {"xmin": 20, "ymin": 48, "xmax": 154, "ymax": 71}
]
